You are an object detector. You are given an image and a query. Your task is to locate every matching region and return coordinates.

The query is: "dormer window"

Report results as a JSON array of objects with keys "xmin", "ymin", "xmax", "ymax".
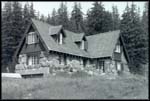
[
  {"xmin": 81, "ymin": 38, "xmax": 88, "ymax": 51},
  {"xmin": 27, "ymin": 32, "xmax": 37, "ymax": 44},
  {"xmin": 75, "ymin": 37, "xmax": 88, "ymax": 51},
  {"xmin": 115, "ymin": 44, "xmax": 120, "ymax": 53},
  {"xmin": 49, "ymin": 25, "xmax": 65, "ymax": 45},
  {"xmin": 81, "ymin": 40, "xmax": 85, "ymax": 50},
  {"xmin": 59, "ymin": 33, "xmax": 63, "ymax": 44},
  {"xmin": 52, "ymin": 32, "xmax": 65, "ymax": 45}
]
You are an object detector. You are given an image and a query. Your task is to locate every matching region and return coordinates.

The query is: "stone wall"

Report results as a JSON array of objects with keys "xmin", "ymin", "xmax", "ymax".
[
  {"xmin": 16, "ymin": 51, "xmax": 129, "ymax": 76},
  {"xmin": 108, "ymin": 60, "xmax": 117, "ymax": 75}
]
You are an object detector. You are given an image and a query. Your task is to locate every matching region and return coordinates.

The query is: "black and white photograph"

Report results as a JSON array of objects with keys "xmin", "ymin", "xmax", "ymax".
[{"xmin": 1, "ymin": 1, "xmax": 149, "ymax": 99}]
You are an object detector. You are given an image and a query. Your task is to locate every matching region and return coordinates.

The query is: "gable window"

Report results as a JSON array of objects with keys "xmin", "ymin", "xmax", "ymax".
[
  {"xmin": 115, "ymin": 44, "xmax": 120, "ymax": 53},
  {"xmin": 27, "ymin": 32, "xmax": 37, "ymax": 44},
  {"xmin": 28, "ymin": 55, "xmax": 38, "ymax": 65}
]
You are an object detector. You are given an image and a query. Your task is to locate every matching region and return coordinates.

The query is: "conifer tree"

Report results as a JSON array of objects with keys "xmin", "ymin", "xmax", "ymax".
[
  {"xmin": 70, "ymin": 2, "xmax": 84, "ymax": 33},
  {"xmin": 40, "ymin": 14, "xmax": 45, "ymax": 22},
  {"xmin": 50, "ymin": 8, "xmax": 57, "ymax": 25},
  {"xmin": 112, "ymin": 5, "xmax": 120, "ymax": 30},
  {"xmin": 2, "ymin": 2, "xmax": 13, "ymax": 72},
  {"xmin": 141, "ymin": 2, "xmax": 148, "ymax": 63},
  {"xmin": 10, "ymin": 2, "xmax": 24, "ymax": 72},
  {"xmin": 23, "ymin": 3, "xmax": 30, "ymax": 32},
  {"xmin": 30, "ymin": 2, "xmax": 36, "ymax": 18},
  {"xmin": 57, "ymin": 2, "xmax": 69, "ymax": 29},
  {"xmin": 120, "ymin": 3, "xmax": 147, "ymax": 74},
  {"xmin": 86, "ymin": 2, "xmax": 113, "ymax": 35},
  {"xmin": 46, "ymin": 14, "xmax": 51, "ymax": 24}
]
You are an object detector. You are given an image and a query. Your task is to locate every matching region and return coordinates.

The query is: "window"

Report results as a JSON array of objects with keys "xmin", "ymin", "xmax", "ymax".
[
  {"xmin": 59, "ymin": 33, "xmax": 63, "ymax": 44},
  {"xmin": 116, "ymin": 62, "xmax": 121, "ymax": 71},
  {"xmin": 52, "ymin": 33, "xmax": 64, "ymax": 44},
  {"xmin": 59, "ymin": 55, "xmax": 63, "ymax": 64},
  {"xmin": 115, "ymin": 44, "xmax": 120, "ymax": 53},
  {"xmin": 98, "ymin": 61, "xmax": 105, "ymax": 72},
  {"xmin": 27, "ymin": 32, "xmax": 37, "ymax": 44},
  {"xmin": 81, "ymin": 40, "xmax": 85, "ymax": 50},
  {"xmin": 28, "ymin": 55, "xmax": 38, "ymax": 65},
  {"xmin": 64, "ymin": 55, "xmax": 67, "ymax": 65}
]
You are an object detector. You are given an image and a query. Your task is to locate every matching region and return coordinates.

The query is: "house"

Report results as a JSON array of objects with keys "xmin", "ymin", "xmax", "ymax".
[{"xmin": 13, "ymin": 19, "xmax": 130, "ymax": 75}]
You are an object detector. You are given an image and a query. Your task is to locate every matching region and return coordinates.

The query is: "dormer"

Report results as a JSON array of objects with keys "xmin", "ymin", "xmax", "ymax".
[
  {"xmin": 49, "ymin": 25, "xmax": 66, "ymax": 44},
  {"xmin": 81, "ymin": 37, "xmax": 88, "ymax": 51},
  {"xmin": 74, "ymin": 34, "xmax": 88, "ymax": 51}
]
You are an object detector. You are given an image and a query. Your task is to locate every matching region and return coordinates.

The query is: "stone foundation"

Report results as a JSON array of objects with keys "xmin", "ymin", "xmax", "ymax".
[{"xmin": 16, "ymin": 51, "xmax": 130, "ymax": 76}]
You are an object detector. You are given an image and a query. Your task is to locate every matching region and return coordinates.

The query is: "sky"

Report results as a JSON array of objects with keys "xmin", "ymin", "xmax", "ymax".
[{"xmin": 1, "ymin": 1, "xmax": 147, "ymax": 19}]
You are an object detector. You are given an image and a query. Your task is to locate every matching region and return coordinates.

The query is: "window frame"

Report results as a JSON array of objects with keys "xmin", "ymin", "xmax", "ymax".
[
  {"xmin": 27, "ymin": 55, "xmax": 39, "ymax": 65},
  {"xmin": 115, "ymin": 44, "xmax": 121, "ymax": 53},
  {"xmin": 27, "ymin": 32, "xmax": 37, "ymax": 44},
  {"xmin": 97, "ymin": 60, "xmax": 105, "ymax": 72}
]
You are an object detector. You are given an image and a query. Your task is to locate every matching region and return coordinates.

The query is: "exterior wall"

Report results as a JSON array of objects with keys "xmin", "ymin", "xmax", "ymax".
[
  {"xmin": 109, "ymin": 60, "xmax": 117, "ymax": 74},
  {"xmin": 121, "ymin": 50, "xmax": 129, "ymax": 73},
  {"xmin": 97, "ymin": 59, "xmax": 117, "ymax": 74},
  {"xmin": 47, "ymin": 52, "xmax": 59, "ymax": 62},
  {"xmin": 111, "ymin": 38, "xmax": 130, "ymax": 74}
]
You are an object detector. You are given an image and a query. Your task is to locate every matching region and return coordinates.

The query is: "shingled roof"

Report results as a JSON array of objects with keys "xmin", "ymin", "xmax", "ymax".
[
  {"xmin": 49, "ymin": 25, "xmax": 62, "ymax": 35},
  {"xmin": 31, "ymin": 19, "xmax": 89, "ymax": 57},
  {"xmin": 86, "ymin": 30, "xmax": 120, "ymax": 58},
  {"xmin": 30, "ymin": 19, "xmax": 121, "ymax": 59}
]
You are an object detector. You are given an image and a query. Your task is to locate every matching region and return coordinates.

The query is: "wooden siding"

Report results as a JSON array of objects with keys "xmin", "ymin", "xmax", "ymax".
[
  {"xmin": 113, "ymin": 52, "xmax": 121, "ymax": 61},
  {"xmin": 20, "ymin": 31, "xmax": 46, "ymax": 54},
  {"xmin": 113, "ymin": 39, "xmax": 123, "ymax": 61}
]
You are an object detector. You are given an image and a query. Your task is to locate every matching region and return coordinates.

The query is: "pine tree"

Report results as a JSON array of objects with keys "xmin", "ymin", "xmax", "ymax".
[
  {"xmin": 46, "ymin": 14, "xmax": 51, "ymax": 24},
  {"xmin": 102, "ymin": 11, "xmax": 113, "ymax": 32},
  {"xmin": 40, "ymin": 14, "xmax": 45, "ymax": 22},
  {"xmin": 112, "ymin": 5, "xmax": 120, "ymax": 30},
  {"xmin": 50, "ymin": 8, "xmax": 57, "ymax": 25},
  {"xmin": 57, "ymin": 2, "xmax": 69, "ymax": 29},
  {"xmin": 141, "ymin": 2, "xmax": 148, "ymax": 63},
  {"xmin": 10, "ymin": 2, "xmax": 24, "ymax": 72},
  {"xmin": 70, "ymin": 2, "xmax": 84, "ymax": 33},
  {"xmin": 23, "ymin": 3, "xmax": 30, "ymax": 32},
  {"xmin": 142, "ymin": 2, "xmax": 148, "ymax": 37},
  {"xmin": 2, "ymin": 2, "xmax": 13, "ymax": 72},
  {"xmin": 120, "ymin": 2, "xmax": 147, "ymax": 74},
  {"xmin": 30, "ymin": 2, "xmax": 36, "ymax": 18},
  {"xmin": 86, "ymin": 2, "xmax": 113, "ymax": 35}
]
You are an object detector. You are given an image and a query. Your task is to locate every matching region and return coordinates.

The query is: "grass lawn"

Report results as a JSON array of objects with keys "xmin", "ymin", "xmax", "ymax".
[{"xmin": 2, "ymin": 72, "xmax": 148, "ymax": 99}]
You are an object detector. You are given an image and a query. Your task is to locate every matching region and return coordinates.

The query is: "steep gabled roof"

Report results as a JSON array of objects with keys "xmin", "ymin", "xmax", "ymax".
[
  {"xmin": 86, "ymin": 30, "xmax": 120, "ymax": 58},
  {"xmin": 20, "ymin": 19, "xmax": 128, "ymax": 60},
  {"xmin": 31, "ymin": 19, "xmax": 89, "ymax": 57}
]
